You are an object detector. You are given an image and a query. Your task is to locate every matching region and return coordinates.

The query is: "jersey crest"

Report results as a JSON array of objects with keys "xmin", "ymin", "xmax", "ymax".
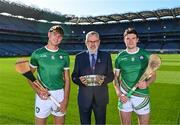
[{"xmin": 59, "ymin": 55, "xmax": 63, "ymax": 59}]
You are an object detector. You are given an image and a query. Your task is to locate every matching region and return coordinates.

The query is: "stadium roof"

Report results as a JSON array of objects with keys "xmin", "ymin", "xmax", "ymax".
[
  {"xmin": 68, "ymin": 7, "xmax": 180, "ymax": 24},
  {"xmin": 0, "ymin": 0, "xmax": 180, "ymax": 24}
]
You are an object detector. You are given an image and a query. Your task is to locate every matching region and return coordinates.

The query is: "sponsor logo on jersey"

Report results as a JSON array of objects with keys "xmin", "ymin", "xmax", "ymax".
[
  {"xmin": 120, "ymin": 58, "xmax": 127, "ymax": 61},
  {"xmin": 40, "ymin": 54, "xmax": 47, "ymax": 58},
  {"xmin": 51, "ymin": 55, "xmax": 55, "ymax": 60},
  {"xmin": 131, "ymin": 57, "xmax": 135, "ymax": 61},
  {"xmin": 140, "ymin": 56, "xmax": 144, "ymax": 60}
]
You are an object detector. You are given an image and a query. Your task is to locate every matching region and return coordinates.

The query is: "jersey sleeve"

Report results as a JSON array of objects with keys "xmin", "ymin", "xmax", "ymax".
[
  {"xmin": 29, "ymin": 51, "xmax": 38, "ymax": 68},
  {"xmin": 144, "ymin": 49, "xmax": 152, "ymax": 59},
  {"xmin": 64, "ymin": 54, "xmax": 70, "ymax": 70}
]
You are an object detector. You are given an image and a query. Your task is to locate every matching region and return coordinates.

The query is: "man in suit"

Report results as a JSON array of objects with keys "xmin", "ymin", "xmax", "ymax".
[{"xmin": 71, "ymin": 31, "xmax": 114, "ymax": 124}]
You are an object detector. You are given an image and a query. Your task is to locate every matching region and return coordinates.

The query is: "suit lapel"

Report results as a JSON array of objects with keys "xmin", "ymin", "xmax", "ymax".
[
  {"xmin": 94, "ymin": 50, "xmax": 101, "ymax": 72},
  {"xmin": 85, "ymin": 51, "xmax": 91, "ymax": 68}
]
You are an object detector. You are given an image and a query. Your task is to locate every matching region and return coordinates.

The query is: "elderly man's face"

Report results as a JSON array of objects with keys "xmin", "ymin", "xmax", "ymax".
[{"xmin": 86, "ymin": 35, "xmax": 100, "ymax": 54}]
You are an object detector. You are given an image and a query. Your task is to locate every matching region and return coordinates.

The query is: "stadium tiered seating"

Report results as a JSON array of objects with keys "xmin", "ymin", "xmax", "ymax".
[
  {"xmin": 0, "ymin": 42, "xmax": 44, "ymax": 56},
  {"xmin": 163, "ymin": 42, "xmax": 180, "ymax": 50},
  {"xmin": 0, "ymin": 12, "xmax": 179, "ymax": 56}
]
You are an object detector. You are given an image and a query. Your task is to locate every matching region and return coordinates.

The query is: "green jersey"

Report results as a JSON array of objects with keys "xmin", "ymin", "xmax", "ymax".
[
  {"xmin": 115, "ymin": 48, "xmax": 151, "ymax": 96},
  {"xmin": 30, "ymin": 46, "xmax": 70, "ymax": 90}
]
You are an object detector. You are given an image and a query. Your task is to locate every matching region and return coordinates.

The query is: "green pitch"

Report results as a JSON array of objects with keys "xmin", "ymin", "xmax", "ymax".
[{"xmin": 0, "ymin": 54, "xmax": 180, "ymax": 124}]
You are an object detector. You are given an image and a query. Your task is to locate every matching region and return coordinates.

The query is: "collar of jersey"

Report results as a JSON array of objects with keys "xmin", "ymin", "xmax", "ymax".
[
  {"xmin": 126, "ymin": 47, "xmax": 139, "ymax": 54},
  {"xmin": 45, "ymin": 46, "xmax": 59, "ymax": 52}
]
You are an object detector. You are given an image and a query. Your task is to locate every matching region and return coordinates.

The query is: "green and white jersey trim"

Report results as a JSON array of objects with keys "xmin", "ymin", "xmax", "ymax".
[
  {"xmin": 115, "ymin": 48, "xmax": 151, "ymax": 97},
  {"xmin": 29, "ymin": 63, "xmax": 37, "ymax": 68},
  {"xmin": 45, "ymin": 46, "xmax": 59, "ymax": 52},
  {"xmin": 30, "ymin": 46, "xmax": 70, "ymax": 90},
  {"xmin": 121, "ymin": 79, "xmax": 148, "ymax": 97},
  {"xmin": 125, "ymin": 47, "xmax": 139, "ymax": 54},
  {"xmin": 64, "ymin": 67, "xmax": 70, "ymax": 70},
  {"xmin": 37, "ymin": 73, "xmax": 49, "ymax": 89},
  {"xmin": 114, "ymin": 68, "xmax": 120, "ymax": 72}
]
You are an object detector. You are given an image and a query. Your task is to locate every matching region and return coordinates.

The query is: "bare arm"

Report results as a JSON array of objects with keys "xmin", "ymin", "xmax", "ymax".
[
  {"xmin": 136, "ymin": 72, "xmax": 156, "ymax": 89},
  {"xmin": 113, "ymin": 69, "xmax": 128, "ymax": 103},
  {"xmin": 27, "ymin": 67, "xmax": 39, "ymax": 92},
  {"xmin": 146, "ymin": 72, "xmax": 156, "ymax": 86},
  {"xmin": 59, "ymin": 69, "xmax": 70, "ymax": 113},
  {"xmin": 27, "ymin": 67, "xmax": 48, "ymax": 100},
  {"xmin": 113, "ymin": 69, "xmax": 121, "ymax": 97}
]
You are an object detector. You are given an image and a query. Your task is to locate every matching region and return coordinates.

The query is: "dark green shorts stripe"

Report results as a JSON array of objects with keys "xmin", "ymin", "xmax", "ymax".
[{"xmin": 134, "ymin": 97, "xmax": 149, "ymax": 110}]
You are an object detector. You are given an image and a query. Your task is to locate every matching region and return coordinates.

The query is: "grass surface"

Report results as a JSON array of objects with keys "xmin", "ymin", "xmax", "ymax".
[{"xmin": 0, "ymin": 54, "xmax": 180, "ymax": 124}]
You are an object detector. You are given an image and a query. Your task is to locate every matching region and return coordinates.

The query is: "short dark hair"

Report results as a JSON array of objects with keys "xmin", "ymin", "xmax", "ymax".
[
  {"xmin": 49, "ymin": 25, "xmax": 64, "ymax": 36},
  {"xmin": 123, "ymin": 28, "xmax": 139, "ymax": 38}
]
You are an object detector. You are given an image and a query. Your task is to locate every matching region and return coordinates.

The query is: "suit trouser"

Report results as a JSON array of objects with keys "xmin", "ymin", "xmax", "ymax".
[{"xmin": 79, "ymin": 103, "xmax": 107, "ymax": 125}]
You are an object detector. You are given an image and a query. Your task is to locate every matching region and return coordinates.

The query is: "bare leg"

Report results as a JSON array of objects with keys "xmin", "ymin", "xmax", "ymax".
[
  {"xmin": 138, "ymin": 113, "xmax": 150, "ymax": 125},
  {"xmin": 120, "ymin": 111, "xmax": 132, "ymax": 125},
  {"xmin": 54, "ymin": 115, "xmax": 65, "ymax": 125},
  {"xmin": 35, "ymin": 117, "xmax": 47, "ymax": 125}
]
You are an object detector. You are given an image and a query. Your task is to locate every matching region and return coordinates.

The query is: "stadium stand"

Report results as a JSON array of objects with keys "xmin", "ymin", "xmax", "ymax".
[
  {"xmin": 0, "ymin": 0, "xmax": 179, "ymax": 56},
  {"xmin": 0, "ymin": 0, "xmax": 70, "ymax": 22}
]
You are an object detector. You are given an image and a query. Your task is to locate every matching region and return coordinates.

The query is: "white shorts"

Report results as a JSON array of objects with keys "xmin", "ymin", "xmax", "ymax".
[
  {"xmin": 118, "ymin": 87, "xmax": 150, "ymax": 115},
  {"xmin": 35, "ymin": 89, "xmax": 65, "ymax": 118}
]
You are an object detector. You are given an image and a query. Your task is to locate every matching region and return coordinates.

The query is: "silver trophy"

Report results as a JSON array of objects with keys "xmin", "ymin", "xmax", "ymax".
[{"xmin": 84, "ymin": 75, "xmax": 105, "ymax": 86}]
